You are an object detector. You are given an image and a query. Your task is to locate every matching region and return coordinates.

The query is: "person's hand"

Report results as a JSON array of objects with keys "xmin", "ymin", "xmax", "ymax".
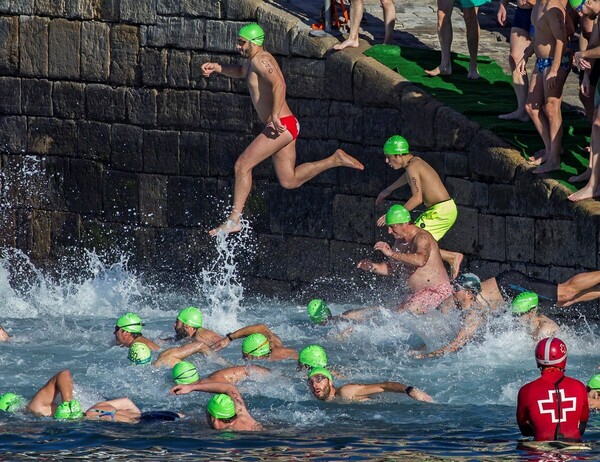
[
  {"xmin": 270, "ymin": 115, "xmax": 286, "ymax": 134},
  {"xmin": 496, "ymin": 3, "xmax": 507, "ymax": 26},
  {"xmin": 211, "ymin": 337, "xmax": 231, "ymax": 352},
  {"xmin": 408, "ymin": 387, "xmax": 434, "ymax": 403},
  {"xmin": 374, "ymin": 241, "xmax": 393, "ymax": 257},
  {"xmin": 545, "ymin": 69, "xmax": 557, "ymax": 89},
  {"xmin": 581, "ymin": 73, "xmax": 591, "ymax": 97},
  {"xmin": 357, "ymin": 259, "xmax": 375, "ymax": 272},
  {"xmin": 375, "ymin": 190, "xmax": 389, "ymax": 206},
  {"xmin": 170, "ymin": 385, "xmax": 192, "ymax": 395},
  {"xmin": 376, "ymin": 214, "xmax": 386, "ymax": 227},
  {"xmin": 201, "ymin": 62, "xmax": 221, "ymax": 77},
  {"xmin": 575, "ymin": 52, "xmax": 591, "ymax": 70},
  {"xmin": 516, "ymin": 57, "xmax": 528, "ymax": 76}
]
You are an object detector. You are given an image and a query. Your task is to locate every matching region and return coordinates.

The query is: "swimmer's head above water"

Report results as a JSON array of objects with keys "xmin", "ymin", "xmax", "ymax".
[
  {"xmin": 115, "ymin": 312, "xmax": 144, "ymax": 334},
  {"xmin": 386, "ymin": 204, "xmax": 411, "ymax": 226},
  {"xmin": 174, "ymin": 307, "xmax": 203, "ymax": 339},
  {"xmin": 207, "ymin": 394, "xmax": 236, "ymax": 421},
  {"xmin": 298, "ymin": 345, "xmax": 328, "ymax": 370},
  {"xmin": 54, "ymin": 400, "xmax": 84, "ymax": 420},
  {"xmin": 383, "ymin": 135, "xmax": 410, "ymax": 156},
  {"xmin": 587, "ymin": 374, "xmax": 600, "ymax": 392},
  {"xmin": 307, "ymin": 367, "xmax": 334, "ymax": 401},
  {"xmin": 307, "ymin": 299, "xmax": 332, "ymax": 324},
  {"xmin": 172, "ymin": 361, "xmax": 199, "ymax": 385},
  {"xmin": 453, "ymin": 273, "xmax": 482, "ymax": 296},
  {"xmin": 0, "ymin": 392, "xmax": 25, "ymax": 412},
  {"xmin": 128, "ymin": 342, "xmax": 152, "ymax": 365},
  {"xmin": 512, "ymin": 291, "xmax": 539, "ymax": 315},
  {"xmin": 242, "ymin": 333, "xmax": 271, "ymax": 359}
]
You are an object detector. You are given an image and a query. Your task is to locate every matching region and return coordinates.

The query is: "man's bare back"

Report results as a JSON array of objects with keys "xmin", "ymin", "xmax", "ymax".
[
  {"xmin": 404, "ymin": 158, "xmax": 451, "ymax": 209},
  {"xmin": 532, "ymin": 0, "xmax": 566, "ymax": 59}
]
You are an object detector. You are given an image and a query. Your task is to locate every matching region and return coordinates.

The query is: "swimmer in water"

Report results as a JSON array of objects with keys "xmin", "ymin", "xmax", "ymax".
[
  {"xmin": 170, "ymin": 381, "xmax": 263, "ymax": 431},
  {"xmin": 307, "ymin": 367, "xmax": 434, "ymax": 403},
  {"xmin": 510, "ymin": 292, "xmax": 559, "ymax": 340},
  {"xmin": 201, "ymin": 23, "xmax": 364, "ymax": 236},
  {"xmin": 211, "ymin": 324, "xmax": 298, "ymax": 361},
  {"xmin": 586, "ymin": 374, "xmax": 600, "ymax": 410},
  {"xmin": 114, "ymin": 312, "xmax": 160, "ymax": 351},
  {"xmin": 0, "ymin": 324, "xmax": 9, "ymax": 341}
]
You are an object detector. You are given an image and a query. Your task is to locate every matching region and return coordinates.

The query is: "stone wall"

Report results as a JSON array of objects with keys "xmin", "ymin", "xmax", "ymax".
[{"xmin": 0, "ymin": 0, "xmax": 598, "ymax": 313}]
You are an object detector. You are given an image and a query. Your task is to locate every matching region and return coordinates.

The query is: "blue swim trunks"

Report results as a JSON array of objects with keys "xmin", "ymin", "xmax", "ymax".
[{"xmin": 535, "ymin": 54, "xmax": 571, "ymax": 73}]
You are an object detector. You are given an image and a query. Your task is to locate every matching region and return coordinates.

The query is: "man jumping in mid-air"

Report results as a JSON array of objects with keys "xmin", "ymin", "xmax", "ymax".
[{"xmin": 201, "ymin": 23, "xmax": 364, "ymax": 236}]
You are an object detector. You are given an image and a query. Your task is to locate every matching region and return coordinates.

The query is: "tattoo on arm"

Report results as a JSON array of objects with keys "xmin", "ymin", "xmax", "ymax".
[
  {"xmin": 261, "ymin": 59, "xmax": 274, "ymax": 74},
  {"xmin": 410, "ymin": 176, "xmax": 419, "ymax": 193}
]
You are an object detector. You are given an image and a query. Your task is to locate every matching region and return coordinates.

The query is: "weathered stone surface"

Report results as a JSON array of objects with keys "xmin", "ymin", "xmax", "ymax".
[
  {"xmin": 208, "ymin": 131, "xmax": 253, "ymax": 176},
  {"xmin": 156, "ymin": 0, "xmax": 178, "ymax": 15},
  {"xmin": 337, "ymin": 143, "xmax": 382, "ymax": 197},
  {"xmin": 282, "ymin": 57, "xmax": 325, "ymax": 99},
  {"xmin": 180, "ymin": 131, "xmax": 209, "ymax": 176},
  {"xmin": 111, "ymin": 124, "xmax": 143, "ymax": 171},
  {"xmin": 139, "ymin": 174, "xmax": 167, "ymax": 227},
  {"xmin": 35, "ymin": 0, "xmax": 64, "ymax": 16},
  {"xmin": 94, "ymin": 0, "xmax": 120, "ymax": 21},
  {"xmin": 127, "ymin": 88, "xmax": 158, "ymax": 126},
  {"xmin": 204, "ymin": 20, "xmax": 240, "ymax": 52},
  {"xmin": 167, "ymin": 176, "xmax": 216, "ymax": 226},
  {"xmin": 49, "ymin": 19, "xmax": 80, "ymax": 79},
  {"xmin": 20, "ymin": 16, "xmax": 49, "ymax": 77},
  {"xmin": 81, "ymin": 220, "xmax": 135, "ymax": 256},
  {"xmin": 167, "ymin": 50, "xmax": 191, "ymax": 88},
  {"xmin": 65, "ymin": 0, "xmax": 94, "ymax": 19},
  {"xmin": 64, "ymin": 158, "xmax": 103, "ymax": 214},
  {"xmin": 469, "ymin": 259, "xmax": 501, "ymax": 280},
  {"xmin": 478, "ymin": 214, "xmax": 506, "ymax": 261},
  {"xmin": 0, "ymin": 17, "xmax": 18, "ymax": 75},
  {"xmin": 287, "ymin": 236, "xmax": 330, "ymax": 282},
  {"xmin": 435, "ymin": 106, "xmax": 479, "ymax": 151},
  {"xmin": 257, "ymin": 3, "xmax": 296, "ymax": 56},
  {"xmin": 444, "ymin": 151, "xmax": 469, "ymax": 177},
  {"xmin": 0, "ymin": 77, "xmax": 20, "ymax": 114},
  {"xmin": 0, "ymin": 0, "xmax": 34, "ymax": 14},
  {"xmin": 81, "ymin": 21, "xmax": 110, "ymax": 81},
  {"xmin": 288, "ymin": 98, "xmax": 330, "ymax": 139},
  {"xmin": 119, "ymin": 0, "xmax": 157, "ymax": 24},
  {"xmin": 270, "ymin": 185, "xmax": 333, "ymax": 239},
  {"xmin": 535, "ymin": 218, "xmax": 596, "ymax": 268},
  {"xmin": 330, "ymin": 240, "xmax": 374, "ymax": 277},
  {"xmin": 328, "ymin": 101, "xmax": 363, "ymax": 143},
  {"xmin": 398, "ymin": 86, "xmax": 442, "ymax": 150},
  {"xmin": 0, "ymin": 116, "xmax": 26, "ymax": 153},
  {"xmin": 0, "ymin": 209, "xmax": 17, "ymax": 248},
  {"xmin": 146, "ymin": 17, "xmax": 205, "ymax": 49},
  {"xmin": 140, "ymin": 48, "xmax": 167, "ymax": 87},
  {"xmin": 442, "ymin": 206, "xmax": 478, "ymax": 254},
  {"xmin": 28, "ymin": 117, "xmax": 77, "ymax": 155},
  {"xmin": 226, "ymin": 0, "xmax": 262, "ymax": 19},
  {"xmin": 53, "ymin": 82, "xmax": 85, "ymax": 119},
  {"xmin": 354, "ymin": 56, "xmax": 406, "ymax": 108},
  {"xmin": 362, "ymin": 107, "xmax": 400, "ymax": 147},
  {"xmin": 488, "ymin": 183, "xmax": 515, "ymax": 215},
  {"xmin": 190, "ymin": 52, "xmax": 232, "ymax": 91},
  {"xmin": 143, "ymin": 130, "xmax": 179, "ymax": 174},
  {"xmin": 290, "ymin": 27, "xmax": 336, "ymax": 59},
  {"xmin": 181, "ymin": 0, "xmax": 222, "ymax": 18},
  {"xmin": 505, "ymin": 216, "xmax": 534, "ymax": 263},
  {"xmin": 474, "ymin": 182, "xmax": 488, "ymax": 207},
  {"xmin": 325, "ymin": 45, "xmax": 365, "ymax": 102},
  {"xmin": 104, "ymin": 170, "xmax": 139, "ymax": 223},
  {"xmin": 157, "ymin": 89, "xmax": 201, "ymax": 128},
  {"xmin": 200, "ymin": 92, "xmax": 253, "ymax": 132},
  {"xmin": 4, "ymin": 155, "xmax": 48, "ymax": 208},
  {"xmin": 78, "ymin": 121, "xmax": 111, "ymax": 161},
  {"xmin": 50, "ymin": 212, "xmax": 81, "ymax": 258},
  {"xmin": 294, "ymin": 138, "xmax": 340, "ymax": 186},
  {"xmin": 446, "ymin": 177, "xmax": 474, "ymax": 206},
  {"xmin": 31, "ymin": 209, "xmax": 51, "ymax": 259},
  {"xmin": 110, "ymin": 24, "xmax": 139, "ymax": 85},
  {"xmin": 514, "ymin": 167, "xmax": 551, "ymax": 218},
  {"xmin": 22, "ymin": 79, "xmax": 52, "ymax": 116},
  {"xmin": 255, "ymin": 234, "xmax": 287, "ymax": 280},
  {"xmin": 86, "ymin": 84, "xmax": 128, "ymax": 122},
  {"xmin": 469, "ymin": 130, "xmax": 520, "ymax": 182},
  {"xmin": 333, "ymin": 194, "xmax": 375, "ymax": 244}
]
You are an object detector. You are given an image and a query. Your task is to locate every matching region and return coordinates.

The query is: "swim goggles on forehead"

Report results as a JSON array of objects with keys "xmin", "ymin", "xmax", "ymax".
[
  {"xmin": 114, "ymin": 322, "xmax": 143, "ymax": 332},
  {"xmin": 575, "ymin": 0, "xmax": 587, "ymax": 12}
]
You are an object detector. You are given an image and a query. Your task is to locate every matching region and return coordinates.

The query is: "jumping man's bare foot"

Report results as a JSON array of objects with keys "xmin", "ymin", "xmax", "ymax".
[
  {"xmin": 569, "ymin": 168, "xmax": 592, "ymax": 183},
  {"xmin": 498, "ymin": 110, "xmax": 530, "ymax": 122},
  {"xmin": 568, "ymin": 184, "xmax": 600, "ymax": 201},
  {"xmin": 209, "ymin": 218, "xmax": 243, "ymax": 237},
  {"xmin": 425, "ymin": 65, "xmax": 452, "ymax": 77},
  {"xmin": 333, "ymin": 38, "xmax": 360, "ymax": 51},
  {"xmin": 333, "ymin": 149, "xmax": 365, "ymax": 170}
]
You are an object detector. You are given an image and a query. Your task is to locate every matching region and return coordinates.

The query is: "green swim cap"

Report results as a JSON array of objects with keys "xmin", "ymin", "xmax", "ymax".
[
  {"xmin": 128, "ymin": 342, "xmax": 152, "ymax": 365},
  {"xmin": 386, "ymin": 204, "xmax": 411, "ymax": 226},
  {"xmin": 54, "ymin": 400, "xmax": 84, "ymax": 420},
  {"xmin": 239, "ymin": 23, "xmax": 265, "ymax": 46},
  {"xmin": 299, "ymin": 345, "xmax": 328, "ymax": 368},
  {"xmin": 454, "ymin": 273, "xmax": 482, "ymax": 295},
  {"xmin": 0, "ymin": 392, "xmax": 25, "ymax": 412},
  {"xmin": 177, "ymin": 307, "xmax": 203, "ymax": 328},
  {"xmin": 512, "ymin": 291, "xmax": 539, "ymax": 315},
  {"xmin": 242, "ymin": 333, "xmax": 270, "ymax": 357},
  {"xmin": 172, "ymin": 361, "xmax": 199, "ymax": 385},
  {"xmin": 383, "ymin": 135, "xmax": 410, "ymax": 156},
  {"xmin": 588, "ymin": 374, "xmax": 600, "ymax": 390},
  {"xmin": 207, "ymin": 393, "xmax": 236, "ymax": 420},
  {"xmin": 116, "ymin": 312, "xmax": 144, "ymax": 334},
  {"xmin": 569, "ymin": 0, "xmax": 586, "ymax": 11},
  {"xmin": 307, "ymin": 299, "xmax": 331, "ymax": 324},
  {"xmin": 307, "ymin": 367, "xmax": 333, "ymax": 382}
]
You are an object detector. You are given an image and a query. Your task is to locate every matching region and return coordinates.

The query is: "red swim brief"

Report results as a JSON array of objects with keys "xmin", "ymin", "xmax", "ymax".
[{"xmin": 280, "ymin": 114, "xmax": 300, "ymax": 140}]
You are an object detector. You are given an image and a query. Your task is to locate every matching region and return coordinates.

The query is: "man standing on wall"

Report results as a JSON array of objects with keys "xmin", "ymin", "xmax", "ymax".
[
  {"xmin": 201, "ymin": 23, "xmax": 364, "ymax": 236},
  {"xmin": 333, "ymin": 0, "xmax": 397, "ymax": 50}
]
